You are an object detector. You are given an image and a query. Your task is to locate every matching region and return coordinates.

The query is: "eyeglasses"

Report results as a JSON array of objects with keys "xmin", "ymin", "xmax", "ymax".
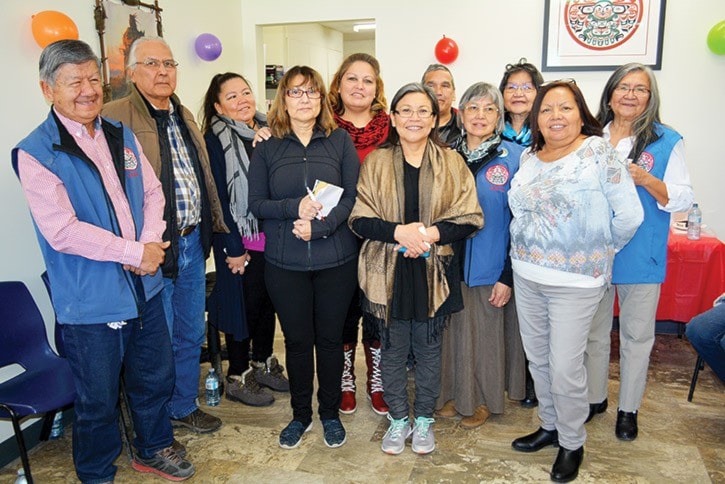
[
  {"xmin": 541, "ymin": 78, "xmax": 576, "ymax": 87},
  {"xmin": 285, "ymin": 88, "xmax": 322, "ymax": 99},
  {"xmin": 614, "ymin": 84, "xmax": 651, "ymax": 97},
  {"xmin": 135, "ymin": 58, "xmax": 179, "ymax": 70},
  {"xmin": 504, "ymin": 83, "xmax": 535, "ymax": 92},
  {"xmin": 463, "ymin": 104, "xmax": 499, "ymax": 117},
  {"xmin": 394, "ymin": 107, "xmax": 434, "ymax": 118}
]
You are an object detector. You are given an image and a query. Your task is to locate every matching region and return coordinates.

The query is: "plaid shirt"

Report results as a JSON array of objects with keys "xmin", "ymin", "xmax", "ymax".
[{"xmin": 167, "ymin": 104, "xmax": 201, "ymax": 229}]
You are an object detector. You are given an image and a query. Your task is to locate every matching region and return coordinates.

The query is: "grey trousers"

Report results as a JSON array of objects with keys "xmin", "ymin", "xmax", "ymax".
[
  {"xmin": 586, "ymin": 283, "xmax": 659, "ymax": 411},
  {"xmin": 514, "ymin": 274, "xmax": 605, "ymax": 450},
  {"xmin": 381, "ymin": 318, "xmax": 442, "ymax": 420}
]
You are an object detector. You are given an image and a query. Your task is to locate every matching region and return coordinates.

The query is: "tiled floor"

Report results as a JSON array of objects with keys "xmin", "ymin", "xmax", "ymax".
[{"xmin": 1, "ymin": 331, "xmax": 723, "ymax": 483}]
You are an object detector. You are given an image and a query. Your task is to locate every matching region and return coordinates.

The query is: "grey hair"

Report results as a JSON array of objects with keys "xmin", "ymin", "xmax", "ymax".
[
  {"xmin": 597, "ymin": 63, "xmax": 662, "ymax": 161},
  {"xmin": 126, "ymin": 36, "xmax": 173, "ymax": 70},
  {"xmin": 39, "ymin": 40, "xmax": 99, "ymax": 85},
  {"xmin": 421, "ymin": 63, "xmax": 455, "ymax": 89},
  {"xmin": 457, "ymin": 82, "xmax": 505, "ymax": 135}
]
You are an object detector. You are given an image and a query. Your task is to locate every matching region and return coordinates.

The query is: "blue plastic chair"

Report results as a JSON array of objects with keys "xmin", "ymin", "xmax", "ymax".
[{"xmin": 0, "ymin": 281, "xmax": 75, "ymax": 484}]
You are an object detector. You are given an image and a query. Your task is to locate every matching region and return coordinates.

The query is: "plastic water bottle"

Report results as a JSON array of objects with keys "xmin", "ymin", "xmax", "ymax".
[
  {"xmin": 205, "ymin": 368, "xmax": 220, "ymax": 407},
  {"xmin": 49, "ymin": 411, "xmax": 64, "ymax": 439},
  {"xmin": 687, "ymin": 203, "xmax": 702, "ymax": 240},
  {"xmin": 14, "ymin": 468, "xmax": 28, "ymax": 484}
]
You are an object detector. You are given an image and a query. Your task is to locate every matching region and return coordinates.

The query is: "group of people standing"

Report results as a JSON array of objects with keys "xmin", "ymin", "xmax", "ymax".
[{"xmin": 13, "ymin": 33, "xmax": 693, "ymax": 484}]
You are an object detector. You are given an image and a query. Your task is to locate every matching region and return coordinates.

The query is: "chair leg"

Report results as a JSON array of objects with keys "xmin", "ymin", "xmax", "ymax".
[
  {"xmin": 38, "ymin": 409, "xmax": 57, "ymax": 441},
  {"xmin": 118, "ymin": 376, "xmax": 135, "ymax": 461},
  {"xmin": 0, "ymin": 404, "xmax": 34, "ymax": 484},
  {"xmin": 687, "ymin": 355, "xmax": 705, "ymax": 402}
]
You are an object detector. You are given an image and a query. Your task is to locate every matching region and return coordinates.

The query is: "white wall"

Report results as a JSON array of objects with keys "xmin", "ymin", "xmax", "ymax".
[
  {"xmin": 1, "ymin": 0, "xmax": 723, "ymax": 447},
  {"xmin": 343, "ymin": 39, "xmax": 375, "ymax": 58}
]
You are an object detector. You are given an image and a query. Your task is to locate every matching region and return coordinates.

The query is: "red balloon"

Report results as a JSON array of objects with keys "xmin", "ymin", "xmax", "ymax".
[
  {"xmin": 31, "ymin": 10, "xmax": 79, "ymax": 48},
  {"xmin": 434, "ymin": 36, "xmax": 459, "ymax": 64}
]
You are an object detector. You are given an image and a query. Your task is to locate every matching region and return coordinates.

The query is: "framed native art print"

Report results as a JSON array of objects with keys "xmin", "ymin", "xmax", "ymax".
[
  {"xmin": 542, "ymin": 0, "xmax": 666, "ymax": 71},
  {"xmin": 95, "ymin": 0, "xmax": 163, "ymax": 101}
]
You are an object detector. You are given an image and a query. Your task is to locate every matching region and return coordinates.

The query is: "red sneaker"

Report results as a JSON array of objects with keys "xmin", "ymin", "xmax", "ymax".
[{"xmin": 340, "ymin": 390, "xmax": 357, "ymax": 414}]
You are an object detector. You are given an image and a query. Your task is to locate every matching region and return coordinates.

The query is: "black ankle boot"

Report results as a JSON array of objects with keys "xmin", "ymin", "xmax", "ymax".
[
  {"xmin": 615, "ymin": 409, "xmax": 638, "ymax": 440},
  {"xmin": 585, "ymin": 398, "xmax": 608, "ymax": 423},
  {"xmin": 512, "ymin": 427, "xmax": 559, "ymax": 452},
  {"xmin": 550, "ymin": 446, "xmax": 584, "ymax": 482},
  {"xmin": 521, "ymin": 367, "xmax": 538, "ymax": 408}
]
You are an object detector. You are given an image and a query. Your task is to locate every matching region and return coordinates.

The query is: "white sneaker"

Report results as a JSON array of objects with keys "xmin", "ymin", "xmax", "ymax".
[
  {"xmin": 411, "ymin": 416, "xmax": 435, "ymax": 454},
  {"xmin": 381, "ymin": 415, "xmax": 412, "ymax": 455}
]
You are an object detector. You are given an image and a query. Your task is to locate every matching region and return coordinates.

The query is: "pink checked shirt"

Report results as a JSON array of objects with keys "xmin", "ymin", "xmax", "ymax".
[{"xmin": 17, "ymin": 109, "xmax": 166, "ymax": 268}]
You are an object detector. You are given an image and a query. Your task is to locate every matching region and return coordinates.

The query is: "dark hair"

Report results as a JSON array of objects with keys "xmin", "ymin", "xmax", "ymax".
[
  {"xmin": 597, "ymin": 63, "xmax": 662, "ymax": 162},
  {"xmin": 529, "ymin": 81, "xmax": 602, "ymax": 152},
  {"xmin": 498, "ymin": 58, "xmax": 544, "ymax": 123},
  {"xmin": 39, "ymin": 40, "xmax": 99, "ymax": 85},
  {"xmin": 380, "ymin": 82, "xmax": 443, "ymax": 148},
  {"xmin": 421, "ymin": 63, "xmax": 455, "ymax": 89},
  {"xmin": 329, "ymin": 53, "xmax": 387, "ymax": 115},
  {"xmin": 268, "ymin": 65, "xmax": 336, "ymax": 138},
  {"xmin": 200, "ymin": 72, "xmax": 253, "ymax": 133}
]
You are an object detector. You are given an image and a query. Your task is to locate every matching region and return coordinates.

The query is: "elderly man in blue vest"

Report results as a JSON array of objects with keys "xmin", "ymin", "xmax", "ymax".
[{"xmin": 13, "ymin": 40, "xmax": 194, "ymax": 482}]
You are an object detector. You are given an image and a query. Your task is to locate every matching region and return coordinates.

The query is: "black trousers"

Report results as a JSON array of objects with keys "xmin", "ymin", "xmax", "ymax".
[
  {"xmin": 226, "ymin": 250, "xmax": 276, "ymax": 376},
  {"xmin": 265, "ymin": 259, "xmax": 358, "ymax": 423}
]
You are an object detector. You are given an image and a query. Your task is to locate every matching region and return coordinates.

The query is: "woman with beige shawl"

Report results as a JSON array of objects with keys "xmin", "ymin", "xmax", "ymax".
[{"xmin": 349, "ymin": 83, "xmax": 482, "ymax": 456}]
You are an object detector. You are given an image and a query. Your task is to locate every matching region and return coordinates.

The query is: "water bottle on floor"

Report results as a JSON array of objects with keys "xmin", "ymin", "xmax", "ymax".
[
  {"xmin": 205, "ymin": 368, "xmax": 220, "ymax": 407},
  {"xmin": 687, "ymin": 203, "xmax": 701, "ymax": 240},
  {"xmin": 14, "ymin": 468, "xmax": 27, "ymax": 484},
  {"xmin": 49, "ymin": 411, "xmax": 64, "ymax": 439}
]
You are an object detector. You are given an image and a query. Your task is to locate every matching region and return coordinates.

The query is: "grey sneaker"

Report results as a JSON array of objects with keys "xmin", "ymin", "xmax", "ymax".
[
  {"xmin": 381, "ymin": 415, "xmax": 412, "ymax": 455},
  {"xmin": 226, "ymin": 369, "xmax": 274, "ymax": 407},
  {"xmin": 131, "ymin": 446, "xmax": 195, "ymax": 481},
  {"xmin": 411, "ymin": 416, "xmax": 435, "ymax": 454},
  {"xmin": 171, "ymin": 408, "xmax": 222, "ymax": 434},
  {"xmin": 252, "ymin": 355, "xmax": 290, "ymax": 392}
]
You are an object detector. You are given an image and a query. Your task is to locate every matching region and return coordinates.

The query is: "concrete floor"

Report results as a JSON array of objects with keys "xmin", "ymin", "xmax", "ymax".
[{"xmin": 1, "ymin": 331, "xmax": 723, "ymax": 483}]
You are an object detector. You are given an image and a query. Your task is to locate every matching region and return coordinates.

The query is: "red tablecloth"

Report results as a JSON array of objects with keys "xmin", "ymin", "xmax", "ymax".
[{"xmin": 614, "ymin": 229, "xmax": 725, "ymax": 322}]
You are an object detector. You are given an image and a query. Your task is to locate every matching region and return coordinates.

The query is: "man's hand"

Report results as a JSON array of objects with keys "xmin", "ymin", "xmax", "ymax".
[{"xmin": 130, "ymin": 241, "xmax": 170, "ymax": 276}]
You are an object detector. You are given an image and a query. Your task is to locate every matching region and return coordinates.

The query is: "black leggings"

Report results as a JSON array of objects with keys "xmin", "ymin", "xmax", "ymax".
[{"xmin": 265, "ymin": 259, "xmax": 357, "ymax": 423}]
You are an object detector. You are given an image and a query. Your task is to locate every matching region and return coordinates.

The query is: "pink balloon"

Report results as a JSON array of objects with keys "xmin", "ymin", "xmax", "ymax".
[{"xmin": 195, "ymin": 33, "xmax": 222, "ymax": 61}]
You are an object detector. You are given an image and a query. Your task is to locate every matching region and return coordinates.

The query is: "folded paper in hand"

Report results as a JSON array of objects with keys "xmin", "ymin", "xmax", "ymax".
[{"xmin": 312, "ymin": 179, "xmax": 343, "ymax": 219}]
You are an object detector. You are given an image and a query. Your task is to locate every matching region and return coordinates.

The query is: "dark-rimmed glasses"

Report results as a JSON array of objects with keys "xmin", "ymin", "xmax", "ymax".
[{"xmin": 285, "ymin": 88, "xmax": 322, "ymax": 99}]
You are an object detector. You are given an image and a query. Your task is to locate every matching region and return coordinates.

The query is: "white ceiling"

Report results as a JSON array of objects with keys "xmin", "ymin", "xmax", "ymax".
[{"xmin": 318, "ymin": 19, "xmax": 376, "ymax": 41}]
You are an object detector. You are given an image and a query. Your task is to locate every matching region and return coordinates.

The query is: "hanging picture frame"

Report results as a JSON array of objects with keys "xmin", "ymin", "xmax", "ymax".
[
  {"xmin": 541, "ymin": 0, "xmax": 666, "ymax": 72},
  {"xmin": 95, "ymin": 0, "xmax": 163, "ymax": 101}
]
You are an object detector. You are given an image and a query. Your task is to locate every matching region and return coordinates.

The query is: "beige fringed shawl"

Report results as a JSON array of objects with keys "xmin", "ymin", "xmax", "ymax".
[{"xmin": 349, "ymin": 140, "xmax": 483, "ymax": 323}]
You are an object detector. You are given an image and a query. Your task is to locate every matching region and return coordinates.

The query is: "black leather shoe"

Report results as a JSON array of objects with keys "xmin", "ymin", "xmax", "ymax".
[
  {"xmin": 585, "ymin": 398, "xmax": 608, "ymax": 423},
  {"xmin": 550, "ymin": 446, "xmax": 584, "ymax": 483},
  {"xmin": 512, "ymin": 427, "xmax": 559, "ymax": 452},
  {"xmin": 521, "ymin": 371, "xmax": 538, "ymax": 408},
  {"xmin": 615, "ymin": 409, "xmax": 638, "ymax": 441}
]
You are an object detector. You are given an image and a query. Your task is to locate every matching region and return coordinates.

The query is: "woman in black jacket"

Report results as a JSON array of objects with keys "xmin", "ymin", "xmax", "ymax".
[{"xmin": 249, "ymin": 65, "xmax": 360, "ymax": 450}]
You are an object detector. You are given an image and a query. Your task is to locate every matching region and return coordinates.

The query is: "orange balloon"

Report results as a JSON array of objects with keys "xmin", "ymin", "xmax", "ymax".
[{"xmin": 31, "ymin": 10, "xmax": 79, "ymax": 48}]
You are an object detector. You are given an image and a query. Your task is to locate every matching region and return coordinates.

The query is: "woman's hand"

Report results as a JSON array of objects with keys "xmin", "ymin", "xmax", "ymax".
[
  {"xmin": 489, "ymin": 282, "xmax": 512, "ymax": 308},
  {"xmin": 292, "ymin": 219, "xmax": 312, "ymax": 241},
  {"xmin": 252, "ymin": 126, "xmax": 272, "ymax": 147},
  {"xmin": 298, "ymin": 195, "xmax": 323, "ymax": 221},
  {"xmin": 226, "ymin": 252, "xmax": 250, "ymax": 276},
  {"xmin": 393, "ymin": 223, "xmax": 433, "ymax": 258}
]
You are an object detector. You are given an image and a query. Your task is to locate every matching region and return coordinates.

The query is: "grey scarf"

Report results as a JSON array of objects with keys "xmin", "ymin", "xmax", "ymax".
[{"xmin": 210, "ymin": 112, "xmax": 266, "ymax": 239}]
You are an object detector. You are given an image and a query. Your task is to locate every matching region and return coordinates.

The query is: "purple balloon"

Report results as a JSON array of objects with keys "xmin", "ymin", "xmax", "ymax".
[{"xmin": 195, "ymin": 33, "xmax": 222, "ymax": 61}]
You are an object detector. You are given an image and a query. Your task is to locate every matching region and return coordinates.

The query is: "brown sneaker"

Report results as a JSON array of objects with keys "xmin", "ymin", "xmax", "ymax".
[
  {"xmin": 171, "ymin": 439, "xmax": 186, "ymax": 459},
  {"xmin": 435, "ymin": 399, "xmax": 458, "ymax": 418},
  {"xmin": 460, "ymin": 405, "xmax": 491, "ymax": 429},
  {"xmin": 226, "ymin": 369, "xmax": 274, "ymax": 407},
  {"xmin": 131, "ymin": 446, "xmax": 195, "ymax": 481},
  {"xmin": 171, "ymin": 408, "xmax": 221, "ymax": 434}
]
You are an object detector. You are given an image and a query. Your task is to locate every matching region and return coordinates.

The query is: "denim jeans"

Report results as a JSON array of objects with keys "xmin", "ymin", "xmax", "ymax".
[
  {"xmin": 686, "ymin": 302, "xmax": 725, "ymax": 382},
  {"xmin": 162, "ymin": 226, "xmax": 207, "ymax": 419},
  {"xmin": 381, "ymin": 318, "xmax": 443, "ymax": 420},
  {"xmin": 62, "ymin": 293, "xmax": 174, "ymax": 484}
]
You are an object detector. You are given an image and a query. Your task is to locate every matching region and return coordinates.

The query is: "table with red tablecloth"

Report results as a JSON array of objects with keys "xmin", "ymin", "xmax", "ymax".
[{"xmin": 614, "ymin": 229, "xmax": 725, "ymax": 323}]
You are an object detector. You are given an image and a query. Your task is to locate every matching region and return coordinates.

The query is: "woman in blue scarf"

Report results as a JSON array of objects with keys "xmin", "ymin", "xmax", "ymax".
[{"xmin": 498, "ymin": 58, "xmax": 543, "ymax": 147}]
